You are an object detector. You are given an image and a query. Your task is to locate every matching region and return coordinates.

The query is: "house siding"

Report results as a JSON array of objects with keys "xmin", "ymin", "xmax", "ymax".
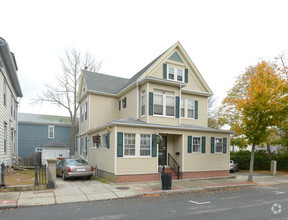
[
  {"xmin": 18, "ymin": 123, "xmax": 71, "ymax": 158},
  {"xmin": 0, "ymin": 56, "xmax": 18, "ymax": 164}
]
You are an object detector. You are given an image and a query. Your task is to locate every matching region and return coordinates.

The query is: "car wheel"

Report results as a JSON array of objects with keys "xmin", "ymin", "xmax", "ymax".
[{"xmin": 62, "ymin": 171, "xmax": 67, "ymax": 180}]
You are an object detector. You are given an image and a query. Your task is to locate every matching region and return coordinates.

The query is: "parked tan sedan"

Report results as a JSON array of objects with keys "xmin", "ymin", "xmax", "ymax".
[{"xmin": 56, "ymin": 159, "xmax": 93, "ymax": 180}]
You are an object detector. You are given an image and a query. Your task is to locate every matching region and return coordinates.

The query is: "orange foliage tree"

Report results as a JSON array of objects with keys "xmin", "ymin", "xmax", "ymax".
[{"xmin": 219, "ymin": 61, "xmax": 288, "ymax": 182}]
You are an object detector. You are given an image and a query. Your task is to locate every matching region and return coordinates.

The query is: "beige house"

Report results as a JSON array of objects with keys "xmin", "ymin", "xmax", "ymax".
[
  {"xmin": 0, "ymin": 37, "xmax": 22, "ymax": 165},
  {"xmin": 74, "ymin": 41, "xmax": 232, "ymax": 183}
]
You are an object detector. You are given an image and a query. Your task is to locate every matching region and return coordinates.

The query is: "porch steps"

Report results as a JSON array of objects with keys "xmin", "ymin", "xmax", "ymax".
[{"xmin": 163, "ymin": 167, "xmax": 179, "ymax": 180}]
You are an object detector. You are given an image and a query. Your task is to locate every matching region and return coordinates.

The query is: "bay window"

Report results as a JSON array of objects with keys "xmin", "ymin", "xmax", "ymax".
[{"xmin": 154, "ymin": 94, "xmax": 163, "ymax": 115}]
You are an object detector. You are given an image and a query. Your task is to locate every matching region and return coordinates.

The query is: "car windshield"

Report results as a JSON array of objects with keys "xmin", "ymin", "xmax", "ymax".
[{"xmin": 66, "ymin": 159, "xmax": 88, "ymax": 165}]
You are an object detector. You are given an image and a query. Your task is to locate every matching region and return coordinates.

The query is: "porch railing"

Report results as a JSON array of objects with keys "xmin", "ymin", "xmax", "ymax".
[{"xmin": 168, "ymin": 153, "xmax": 180, "ymax": 180}]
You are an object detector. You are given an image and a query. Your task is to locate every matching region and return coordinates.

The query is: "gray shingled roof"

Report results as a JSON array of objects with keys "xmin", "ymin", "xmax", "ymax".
[
  {"xmin": 82, "ymin": 47, "xmax": 169, "ymax": 94},
  {"xmin": 18, "ymin": 113, "xmax": 71, "ymax": 126},
  {"xmin": 83, "ymin": 71, "xmax": 129, "ymax": 94},
  {"xmin": 89, "ymin": 117, "xmax": 232, "ymax": 134}
]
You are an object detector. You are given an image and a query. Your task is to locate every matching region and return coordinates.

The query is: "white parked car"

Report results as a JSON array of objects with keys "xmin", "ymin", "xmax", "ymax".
[{"xmin": 230, "ymin": 160, "xmax": 238, "ymax": 173}]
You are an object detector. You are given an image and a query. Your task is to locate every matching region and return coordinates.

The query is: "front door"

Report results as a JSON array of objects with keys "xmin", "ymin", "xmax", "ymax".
[{"xmin": 158, "ymin": 136, "xmax": 167, "ymax": 165}]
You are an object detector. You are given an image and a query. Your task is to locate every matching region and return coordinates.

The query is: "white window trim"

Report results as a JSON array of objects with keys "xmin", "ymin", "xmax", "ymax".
[
  {"xmin": 187, "ymin": 99, "xmax": 195, "ymax": 119},
  {"xmin": 48, "ymin": 125, "xmax": 54, "ymax": 139},
  {"xmin": 102, "ymin": 133, "xmax": 109, "ymax": 149},
  {"xmin": 139, "ymin": 134, "xmax": 152, "ymax": 157},
  {"xmin": 167, "ymin": 66, "xmax": 184, "ymax": 83},
  {"xmin": 153, "ymin": 91, "xmax": 176, "ymax": 118},
  {"xmin": 123, "ymin": 133, "xmax": 136, "ymax": 157},
  {"xmin": 181, "ymin": 98, "xmax": 185, "ymax": 118},
  {"xmin": 141, "ymin": 90, "xmax": 146, "ymax": 117},
  {"xmin": 215, "ymin": 138, "xmax": 223, "ymax": 153},
  {"xmin": 192, "ymin": 136, "xmax": 201, "ymax": 153}
]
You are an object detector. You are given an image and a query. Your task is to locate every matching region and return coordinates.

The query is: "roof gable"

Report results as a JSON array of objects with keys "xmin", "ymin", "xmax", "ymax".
[
  {"xmin": 168, "ymin": 51, "xmax": 184, "ymax": 63},
  {"xmin": 80, "ymin": 41, "xmax": 212, "ymax": 95}
]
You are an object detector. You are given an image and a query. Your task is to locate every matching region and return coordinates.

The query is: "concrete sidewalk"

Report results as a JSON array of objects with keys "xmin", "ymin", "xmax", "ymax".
[{"xmin": 0, "ymin": 173, "xmax": 288, "ymax": 208}]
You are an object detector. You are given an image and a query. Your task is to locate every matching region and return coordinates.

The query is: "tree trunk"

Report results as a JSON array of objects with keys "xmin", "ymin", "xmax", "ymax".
[
  {"xmin": 248, "ymin": 143, "xmax": 256, "ymax": 182},
  {"xmin": 266, "ymin": 144, "xmax": 272, "ymax": 161}
]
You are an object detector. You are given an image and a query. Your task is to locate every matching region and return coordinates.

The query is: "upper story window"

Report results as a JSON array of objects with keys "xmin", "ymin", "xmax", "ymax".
[
  {"xmin": 167, "ymin": 66, "xmax": 184, "ymax": 82},
  {"xmin": 11, "ymin": 95, "xmax": 14, "ymax": 117},
  {"xmin": 85, "ymin": 102, "xmax": 88, "ymax": 120},
  {"xmin": 122, "ymin": 97, "xmax": 127, "ymax": 109},
  {"xmin": 141, "ymin": 91, "xmax": 146, "ymax": 116},
  {"xmin": 153, "ymin": 90, "xmax": 175, "ymax": 117},
  {"xmin": 80, "ymin": 106, "xmax": 83, "ymax": 122},
  {"xmin": 187, "ymin": 99, "xmax": 194, "ymax": 119},
  {"xmin": 3, "ymin": 80, "xmax": 7, "ymax": 107},
  {"xmin": 48, "ymin": 125, "xmax": 54, "ymax": 139},
  {"xmin": 177, "ymin": 69, "xmax": 183, "ymax": 81},
  {"xmin": 181, "ymin": 99, "xmax": 185, "ymax": 117},
  {"xmin": 168, "ymin": 67, "xmax": 174, "ymax": 80}
]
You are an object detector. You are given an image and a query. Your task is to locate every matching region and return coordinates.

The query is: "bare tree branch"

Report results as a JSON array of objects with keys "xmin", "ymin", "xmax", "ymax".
[{"xmin": 34, "ymin": 48, "xmax": 102, "ymax": 155}]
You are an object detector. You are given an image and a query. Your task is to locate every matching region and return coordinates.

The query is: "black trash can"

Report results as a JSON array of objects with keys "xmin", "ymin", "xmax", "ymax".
[{"xmin": 161, "ymin": 173, "xmax": 172, "ymax": 190}]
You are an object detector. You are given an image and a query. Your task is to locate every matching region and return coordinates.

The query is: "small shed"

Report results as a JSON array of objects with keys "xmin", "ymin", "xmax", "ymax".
[{"xmin": 41, "ymin": 140, "xmax": 70, "ymax": 166}]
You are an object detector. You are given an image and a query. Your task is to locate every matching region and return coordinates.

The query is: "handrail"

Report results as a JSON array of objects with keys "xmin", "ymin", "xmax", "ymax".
[{"xmin": 168, "ymin": 153, "xmax": 180, "ymax": 180}]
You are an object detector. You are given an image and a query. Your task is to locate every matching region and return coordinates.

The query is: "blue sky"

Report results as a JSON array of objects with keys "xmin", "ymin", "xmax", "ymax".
[{"xmin": 2, "ymin": 0, "xmax": 288, "ymax": 116}]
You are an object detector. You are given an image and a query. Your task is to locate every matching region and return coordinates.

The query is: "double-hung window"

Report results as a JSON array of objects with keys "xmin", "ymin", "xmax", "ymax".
[
  {"xmin": 4, "ymin": 122, "xmax": 7, "ymax": 154},
  {"xmin": 187, "ymin": 99, "xmax": 194, "ymax": 118},
  {"xmin": 102, "ymin": 133, "xmax": 110, "ymax": 149},
  {"xmin": 80, "ymin": 106, "xmax": 83, "ymax": 122},
  {"xmin": 154, "ymin": 90, "xmax": 175, "ymax": 117},
  {"xmin": 177, "ymin": 69, "xmax": 183, "ymax": 81},
  {"xmin": 181, "ymin": 98, "xmax": 185, "ymax": 118},
  {"xmin": 140, "ymin": 134, "xmax": 151, "ymax": 156},
  {"xmin": 124, "ymin": 133, "xmax": 135, "ymax": 156},
  {"xmin": 154, "ymin": 93, "xmax": 163, "ymax": 115},
  {"xmin": 85, "ymin": 102, "xmax": 88, "ymax": 120},
  {"xmin": 141, "ymin": 91, "xmax": 146, "ymax": 116},
  {"xmin": 3, "ymin": 80, "xmax": 6, "ymax": 107},
  {"xmin": 215, "ymin": 138, "xmax": 223, "ymax": 153},
  {"xmin": 192, "ymin": 137, "xmax": 201, "ymax": 152},
  {"xmin": 168, "ymin": 67, "xmax": 174, "ymax": 80},
  {"xmin": 166, "ymin": 95, "xmax": 175, "ymax": 116},
  {"xmin": 11, "ymin": 95, "xmax": 13, "ymax": 116},
  {"xmin": 48, "ymin": 125, "xmax": 54, "ymax": 139}
]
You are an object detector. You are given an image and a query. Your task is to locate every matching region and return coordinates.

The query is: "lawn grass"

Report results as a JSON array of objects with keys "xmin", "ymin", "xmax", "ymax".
[{"xmin": 4, "ymin": 169, "xmax": 36, "ymax": 186}]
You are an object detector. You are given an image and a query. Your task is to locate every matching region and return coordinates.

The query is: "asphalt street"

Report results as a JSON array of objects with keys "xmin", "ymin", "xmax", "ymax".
[{"xmin": 1, "ymin": 184, "xmax": 288, "ymax": 220}]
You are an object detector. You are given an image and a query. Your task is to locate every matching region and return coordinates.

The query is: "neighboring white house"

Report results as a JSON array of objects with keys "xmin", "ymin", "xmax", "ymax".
[
  {"xmin": 41, "ymin": 140, "xmax": 70, "ymax": 166},
  {"xmin": 0, "ymin": 37, "xmax": 22, "ymax": 164}
]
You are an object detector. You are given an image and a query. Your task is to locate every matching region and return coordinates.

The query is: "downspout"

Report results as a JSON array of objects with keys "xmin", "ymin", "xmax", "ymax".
[
  {"xmin": 179, "ymin": 85, "xmax": 182, "ymax": 125},
  {"xmin": 136, "ymin": 82, "xmax": 139, "ymax": 120}
]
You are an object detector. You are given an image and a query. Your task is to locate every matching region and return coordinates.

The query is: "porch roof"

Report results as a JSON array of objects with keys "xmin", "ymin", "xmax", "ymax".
[{"xmin": 87, "ymin": 117, "xmax": 233, "ymax": 134}]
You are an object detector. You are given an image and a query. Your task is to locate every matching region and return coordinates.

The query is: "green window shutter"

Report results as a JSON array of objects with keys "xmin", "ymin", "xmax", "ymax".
[
  {"xmin": 119, "ymin": 100, "xmax": 121, "ymax": 111},
  {"xmin": 223, "ymin": 137, "xmax": 227, "ymax": 153},
  {"xmin": 185, "ymin": 68, "xmax": 188, "ymax": 83},
  {"xmin": 107, "ymin": 133, "xmax": 110, "ymax": 149},
  {"xmin": 163, "ymin": 63, "xmax": 167, "ymax": 79},
  {"xmin": 176, "ymin": 96, "xmax": 180, "ymax": 118},
  {"xmin": 211, "ymin": 137, "xmax": 215, "ymax": 153},
  {"xmin": 117, "ymin": 132, "xmax": 123, "ymax": 157},
  {"xmin": 195, "ymin": 100, "xmax": 198, "ymax": 119},
  {"xmin": 188, "ymin": 136, "xmax": 192, "ymax": 153},
  {"xmin": 85, "ymin": 102, "xmax": 88, "ymax": 120},
  {"xmin": 149, "ymin": 92, "xmax": 153, "ymax": 115},
  {"xmin": 201, "ymin": 136, "xmax": 206, "ymax": 153},
  {"xmin": 152, "ymin": 134, "xmax": 157, "ymax": 157}
]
